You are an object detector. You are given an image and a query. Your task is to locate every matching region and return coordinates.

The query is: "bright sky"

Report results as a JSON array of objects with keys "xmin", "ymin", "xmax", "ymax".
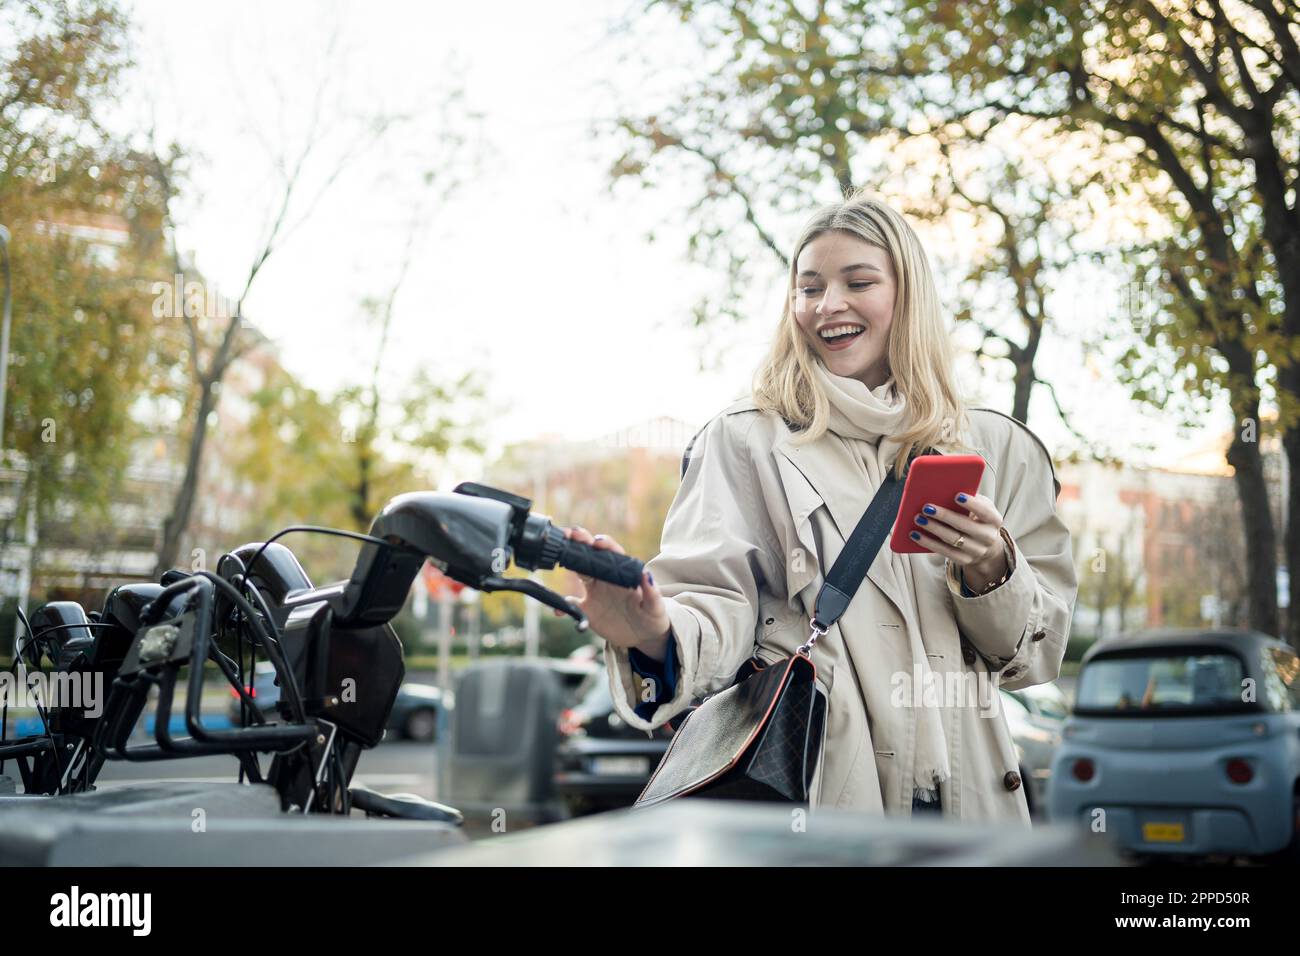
[{"xmin": 118, "ymin": 0, "xmax": 1240, "ymax": 487}]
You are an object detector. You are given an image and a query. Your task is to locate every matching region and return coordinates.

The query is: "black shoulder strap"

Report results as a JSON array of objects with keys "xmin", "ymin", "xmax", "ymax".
[
  {"xmin": 680, "ymin": 427, "xmax": 704, "ymax": 481},
  {"xmin": 810, "ymin": 449, "xmax": 925, "ymax": 633}
]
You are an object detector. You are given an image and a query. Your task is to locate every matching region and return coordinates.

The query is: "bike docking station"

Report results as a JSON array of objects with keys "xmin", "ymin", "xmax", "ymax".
[{"xmin": 0, "ymin": 481, "xmax": 653, "ymax": 865}]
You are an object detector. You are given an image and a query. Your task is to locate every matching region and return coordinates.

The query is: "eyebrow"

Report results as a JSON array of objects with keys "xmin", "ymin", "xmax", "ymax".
[{"xmin": 796, "ymin": 263, "xmax": 885, "ymax": 278}]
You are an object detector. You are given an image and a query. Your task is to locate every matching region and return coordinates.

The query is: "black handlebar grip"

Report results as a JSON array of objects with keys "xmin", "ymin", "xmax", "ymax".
[{"xmin": 558, "ymin": 539, "xmax": 645, "ymax": 588}]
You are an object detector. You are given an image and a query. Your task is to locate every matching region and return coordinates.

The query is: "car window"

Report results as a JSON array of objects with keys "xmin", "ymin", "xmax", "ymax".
[
  {"xmin": 1000, "ymin": 691, "xmax": 1030, "ymax": 721},
  {"xmin": 577, "ymin": 674, "xmax": 614, "ymax": 712},
  {"xmin": 550, "ymin": 665, "xmax": 597, "ymax": 705},
  {"xmin": 1263, "ymin": 648, "xmax": 1300, "ymax": 712},
  {"xmin": 1077, "ymin": 651, "xmax": 1248, "ymax": 714},
  {"xmin": 563, "ymin": 672, "xmax": 588, "ymax": 694},
  {"xmin": 1025, "ymin": 689, "xmax": 1069, "ymax": 722}
]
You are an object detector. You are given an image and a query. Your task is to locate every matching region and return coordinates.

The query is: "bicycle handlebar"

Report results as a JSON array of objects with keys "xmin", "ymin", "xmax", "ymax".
[
  {"xmin": 535, "ymin": 530, "xmax": 645, "ymax": 588},
  {"xmin": 327, "ymin": 482, "xmax": 648, "ymax": 629}
]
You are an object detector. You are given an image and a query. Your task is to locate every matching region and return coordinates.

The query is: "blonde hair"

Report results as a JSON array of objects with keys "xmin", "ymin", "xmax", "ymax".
[{"xmin": 752, "ymin": 190, "xmax": 972, "ymax": 479}]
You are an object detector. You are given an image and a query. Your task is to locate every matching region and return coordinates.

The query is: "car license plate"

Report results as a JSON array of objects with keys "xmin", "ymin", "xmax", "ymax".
[
  {"xmin": 590, "ymin": 756, "xmax": 650, "ymax": 776},
  {"xmin": 1142, "ymin": 822, "xmax": 1185, "ymax": 843}
]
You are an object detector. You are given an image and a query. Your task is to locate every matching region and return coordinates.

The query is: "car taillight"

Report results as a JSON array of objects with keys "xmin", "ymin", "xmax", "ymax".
[
  {"xmin": 228, "ymin": 686, "xmax": 255, "ymax": 699},
  {"xmin": 1225, "ymin": 758, "xmax": 1253, "ymax": 784},
  {"xmin": 557, "ymin": 709, "xmax": 585, "ymax": 737},
  {"xmin": 1072, "ymin": 758, "xmax": 1095, "ymax": 782}
]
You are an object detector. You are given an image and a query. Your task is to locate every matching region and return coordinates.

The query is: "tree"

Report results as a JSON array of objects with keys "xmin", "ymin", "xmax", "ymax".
[
  {"xmin": 144, "ymin": 31, "xmax": 473, "ymax": 576},
  {"xmin": 149, "ymin": 116, "xmax": 399, "ymax": 576},
  {"xmin": 229, "ymin": 363, "xmax": 487, "ymax": 583},
  {"xmin": 0, "ymin": 0, "xmax": 176, "ymax": 595},
  {"xmin": 887, "ymin": 0, "xmax": 1298, "ymax": 644},
  {"xmin": 1073, "ymin": 508, "xmax": 1147, "ymax": 637}
]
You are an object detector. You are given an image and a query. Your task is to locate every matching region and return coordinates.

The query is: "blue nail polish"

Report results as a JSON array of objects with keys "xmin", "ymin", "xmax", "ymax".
[
  {"xmin": 956, "ymin": 493, "xmax": 968, "ymax": 503},
  {"xmin": 923, "ymin": 505, "xmax": 936, "ymax": 515},
  {"xmin": 916, "ymin": 516, "xmax": 928, "ymax": 525},
  {"xmin": 909, "ymin": 531, "xmax": 920, "ymax": 541},
  {"xmin": 647, "ymin": 571, "xmax": 654, "ymax": 585}
]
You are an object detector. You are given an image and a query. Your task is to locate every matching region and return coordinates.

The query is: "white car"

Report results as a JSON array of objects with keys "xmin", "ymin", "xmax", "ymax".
[{"xmin": 1000, "ymin": 683, "xmax": 1067, "ymax": 817}]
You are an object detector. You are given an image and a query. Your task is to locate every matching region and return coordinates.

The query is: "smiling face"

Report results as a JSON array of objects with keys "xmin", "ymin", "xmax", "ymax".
[{"xmin": 792, "ymin": 231, "xmax": 897, "ymax": 389}]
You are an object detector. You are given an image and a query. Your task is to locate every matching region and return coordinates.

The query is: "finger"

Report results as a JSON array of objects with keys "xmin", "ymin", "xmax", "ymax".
[
  {"xmin": 566, "ymin": 527, "xmax": 599, "ymax": 585},
  {"xmin": 638, "ymin": 568, "xmax": 660, "ymax": 607},
  {"xmin": 918, "ymin": 501, "xmax": 1002, "ymax": 540},
  {"xmin": 591, "ymin": 533, "xmax": 626, "ymax": 555},
  {"xmin": 912, "ymin": 510, "xmax": 997, "ymax": 553},
  {"xmin": 906, "ymin": 527, "xmax": 980, "ymax": 566},
  {"xmin": 911, "ymin": 515, "xmax": 960, "ymax": 549},
  {"xmin": 936, "ymin": 518, "xmax": 998, "ymax": 564},
  {"xmin": 950, "ymin": 492, "xmax": 1000, "ymax": 523}
]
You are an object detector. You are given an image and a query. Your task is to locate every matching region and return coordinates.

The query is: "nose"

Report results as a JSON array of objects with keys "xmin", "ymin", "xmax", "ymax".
[{"xmin": 817, "ymin": 281, "xmax": 847, "ymax": 315}]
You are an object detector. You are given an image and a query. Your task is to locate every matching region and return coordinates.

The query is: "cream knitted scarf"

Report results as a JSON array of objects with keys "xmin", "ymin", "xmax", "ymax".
[{"xmin": 811, "ymin": 360, "xmax": 951, "ymax": 805}]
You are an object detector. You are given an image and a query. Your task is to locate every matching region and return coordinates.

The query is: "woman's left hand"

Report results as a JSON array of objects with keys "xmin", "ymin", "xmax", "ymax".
[{"xmin": 907, "ymin": 492, "xmax": 1010, "ymax": 591}]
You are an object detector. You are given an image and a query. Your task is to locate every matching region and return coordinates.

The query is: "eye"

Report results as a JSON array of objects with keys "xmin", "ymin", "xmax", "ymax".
[
  {"xmin": 850, "ymin": 281, "xmax": 875, "ymax": 290},
  {"xmin": 797, "ymin": 286, "xmax": 823, "ymax": 296}
]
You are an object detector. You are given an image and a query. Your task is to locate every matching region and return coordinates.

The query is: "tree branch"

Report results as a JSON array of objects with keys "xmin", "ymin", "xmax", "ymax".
[
  {"xmin": 1139, "ymin": 0, "xmax": 1254, "ymax": 127},
  {"xmin": 1207, "ymin": 0, "xmax": 1265, "ymax": 108},
  {"xmin": 1034, "ymin": 373, "xmax": 1091, "ymax": 446},
  {"xmin": 1246, "ymin": 0, "xmax": 1300, "ymax": 90},
  {"xmin": 633, "ymin": 120, "xmax": 787, "ymax": 261}
]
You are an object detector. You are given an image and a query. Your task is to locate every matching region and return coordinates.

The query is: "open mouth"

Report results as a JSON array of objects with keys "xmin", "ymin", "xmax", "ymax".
[{"xmin": 818, "ymin": 323, "xmax": 866, "ymax": 346}]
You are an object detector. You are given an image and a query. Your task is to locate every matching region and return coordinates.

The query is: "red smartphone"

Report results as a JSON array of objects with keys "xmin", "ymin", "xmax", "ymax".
[{"xmin": 889, "ymin": 454, "xmax": 986, "ymax": 554}]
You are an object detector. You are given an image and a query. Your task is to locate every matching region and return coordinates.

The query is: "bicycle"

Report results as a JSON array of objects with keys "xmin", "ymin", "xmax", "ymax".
[{"xmin": 3, "ymin": 481, "xmax": 645, "ymax": 829}]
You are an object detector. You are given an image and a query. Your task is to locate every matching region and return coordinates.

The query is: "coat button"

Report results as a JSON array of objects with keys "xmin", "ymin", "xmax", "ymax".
[
  {"xmin": 765, "ymin": 617, "xmax": 775, "ymax": 625},
  {"xmin": 961, "ymin": 644, "xmax": 976, "ymax": 665},
  {"xmin": 1031, "ymin": 629, "xmax": 1046, "ymax": 642},
  {"xmin": 1004, "ymin": 771, "xmax": 1021, "ymax": 792}
]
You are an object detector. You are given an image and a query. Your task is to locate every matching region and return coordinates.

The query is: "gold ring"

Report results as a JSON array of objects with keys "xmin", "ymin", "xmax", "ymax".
[{"xmin": 952, "ymin": 534, "xmax": 966, "ymax": 549}]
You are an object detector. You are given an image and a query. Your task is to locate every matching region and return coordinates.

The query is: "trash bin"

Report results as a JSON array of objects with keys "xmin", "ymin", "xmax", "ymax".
[{"xmin": 436, "ymin": 659, "xmax": 567, "ymax": 828}]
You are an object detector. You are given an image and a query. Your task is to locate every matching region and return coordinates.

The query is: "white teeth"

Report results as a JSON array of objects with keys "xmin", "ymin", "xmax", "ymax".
[{"xmin": 820, "ymin": 324, "xmax": 865, "ymax": 340}]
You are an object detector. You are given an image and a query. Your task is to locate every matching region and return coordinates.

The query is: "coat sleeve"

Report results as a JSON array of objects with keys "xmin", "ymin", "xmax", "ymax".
[
  {"xmin": 604, "ymin": 410, "xmax": 783, "ymax": 732},
  {"xmin": 942, "ymin": 418, "xmax": 1077, "ymax": 692}
]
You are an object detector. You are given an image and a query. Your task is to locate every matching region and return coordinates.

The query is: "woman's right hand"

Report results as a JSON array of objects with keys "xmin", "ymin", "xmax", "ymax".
[{"xmin": 553, "ymin": 526, "xmax": 672, "ymax": 658}]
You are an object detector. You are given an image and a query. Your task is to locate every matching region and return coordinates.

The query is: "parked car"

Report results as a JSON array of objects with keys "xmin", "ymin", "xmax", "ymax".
[
  {"xmin": 388, "ymin": 682, "xmax": 449, "ymax": 742},
  {"xmin": 1047, "ymin": 628, "xmax": 1300, "ymax": 862},
  {"xmin": 553, "ymin": 669, "xmax": 673, "ymax": 816},
  {"xmin": 228, "ymin": 662, "xmax": 452, "ymax": 742},
  {"xmin": 546, "ymin": 657, "xmax": 601, "ymax": 705},
  {"xmin": 1000, "ymin": 684, "xmax": 1066, "ymax": 817},
  {"xmin": 1008, "ymin": 681, "xmax": 1070, "ymax": 723}
]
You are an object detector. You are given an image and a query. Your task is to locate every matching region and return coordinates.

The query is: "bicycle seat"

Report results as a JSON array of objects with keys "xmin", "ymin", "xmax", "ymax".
[{"xmin": 348, "ymin": 787, "xmax": 463, "ymax": 825}]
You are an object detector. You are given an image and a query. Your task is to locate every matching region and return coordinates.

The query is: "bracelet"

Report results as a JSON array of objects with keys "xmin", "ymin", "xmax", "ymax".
[{"xmin": 965, "ymin": 527, "xmax": 1015, "ymax": 595}]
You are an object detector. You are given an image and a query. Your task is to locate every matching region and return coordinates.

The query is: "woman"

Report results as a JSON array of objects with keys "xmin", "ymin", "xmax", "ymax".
[{"xmin": 561, "ymin": 191, "xmax": 1077, "ymax": 823}]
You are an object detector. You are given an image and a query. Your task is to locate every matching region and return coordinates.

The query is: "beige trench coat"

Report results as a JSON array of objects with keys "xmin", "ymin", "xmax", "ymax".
[{"xmin": 604, "ymin": 396, "xmax": 1078, "ymax": 823}]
